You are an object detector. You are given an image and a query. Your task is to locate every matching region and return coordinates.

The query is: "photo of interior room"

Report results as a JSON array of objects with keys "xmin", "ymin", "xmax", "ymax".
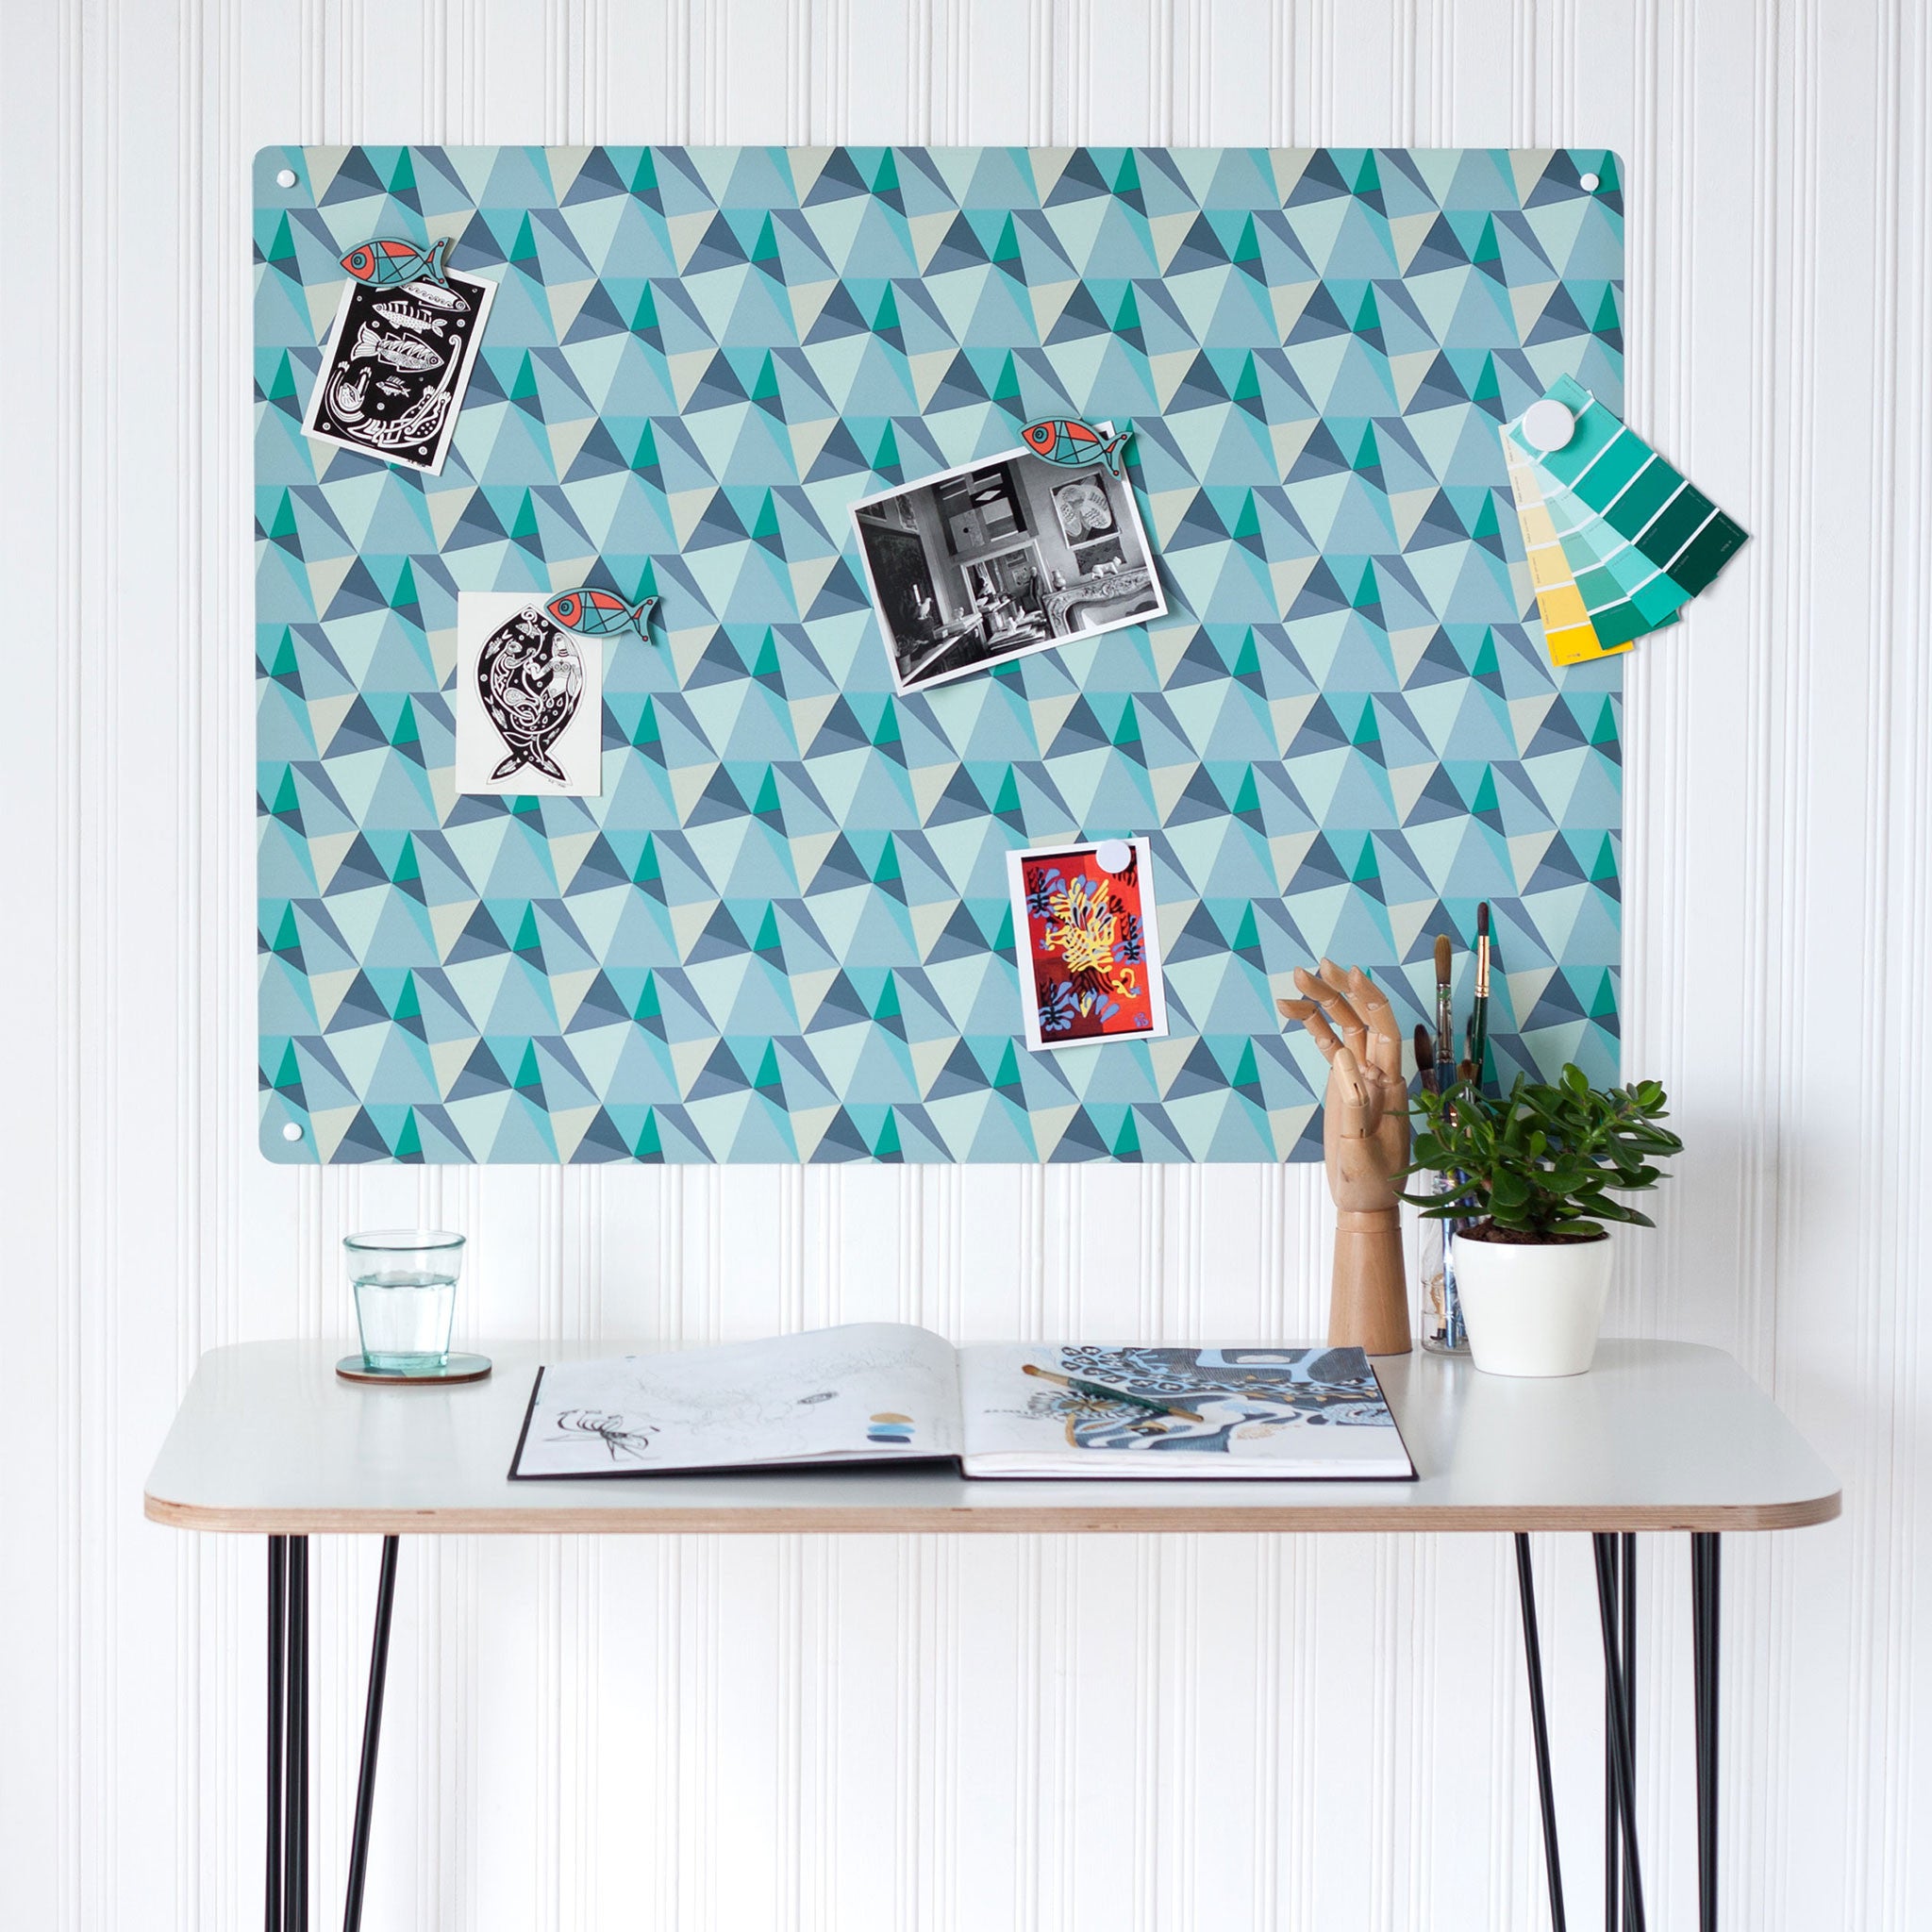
[{"xmin": 852, "ymin": 445, "xmax": 1165, "ymax": 693}]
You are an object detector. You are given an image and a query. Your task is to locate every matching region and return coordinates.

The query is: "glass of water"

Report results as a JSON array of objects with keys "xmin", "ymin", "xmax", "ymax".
[{"xmin": 345, "ymin": 1230, "xmax": 465, "ymax": 1375}]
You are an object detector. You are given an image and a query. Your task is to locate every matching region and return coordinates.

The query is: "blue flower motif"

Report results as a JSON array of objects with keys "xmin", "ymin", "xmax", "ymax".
[{"xmin": 1039, "ymin": 979, "xmax": 1077, "ymax": 1034}]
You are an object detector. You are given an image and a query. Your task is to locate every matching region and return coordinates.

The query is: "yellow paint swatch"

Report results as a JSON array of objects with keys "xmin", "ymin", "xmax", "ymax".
[{"xmin": 1501, "ymin": 430, "xmax": 1630, "ymax": 667}]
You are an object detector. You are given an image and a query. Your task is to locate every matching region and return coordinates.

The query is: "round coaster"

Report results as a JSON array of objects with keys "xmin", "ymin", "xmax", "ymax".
[{"xmin": 336, "ymin": 1352, "xmax": 493, "ymax": 1387}]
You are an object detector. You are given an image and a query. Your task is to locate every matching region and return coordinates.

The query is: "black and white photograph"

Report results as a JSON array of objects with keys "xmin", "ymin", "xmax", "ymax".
[
  {"xmin": 302, "ymin": 265, "xmax": 496, "ymax": 475},
  {"xmin": 453, "ymin": 592, "xmax": 605, "ymax": 798},
  {"xmin": 851, "ymin": 438, "xmax": 1167, "ymax": 695}
]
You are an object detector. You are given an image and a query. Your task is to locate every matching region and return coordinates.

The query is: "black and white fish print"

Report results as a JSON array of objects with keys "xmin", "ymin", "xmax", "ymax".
[{"xmin": 476, "ymin": 608, "xmax": 584, "ymax": 784}]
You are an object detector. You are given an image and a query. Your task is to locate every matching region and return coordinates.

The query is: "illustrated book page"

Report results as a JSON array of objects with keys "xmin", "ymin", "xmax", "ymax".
[
  {"xmin": 510, "ymin": 1324, "xmax": 960, "ymax": 1477},
  {"xmin": 955, "ymin": 1344, "xmax": 1415, "ymax": 1479}
]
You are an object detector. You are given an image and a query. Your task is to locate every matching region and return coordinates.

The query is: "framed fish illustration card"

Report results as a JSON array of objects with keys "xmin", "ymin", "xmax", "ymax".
[
  {"xmin": 454, "ymin": 592, "xmax": 604, "ymax": 797},
  {"xmin": 1008, "ymin": 838, "xmax": 1169, "ymax": 1052},
  {"xmin": 301, "ymin": 258, "xmax": 495, "ymax": 475}
]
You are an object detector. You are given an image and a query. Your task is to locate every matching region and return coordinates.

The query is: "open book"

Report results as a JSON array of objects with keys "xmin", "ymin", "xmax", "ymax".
[{"xmin": 509, "ymin": 1325, "xmax": 1414, "ymax": 1481}]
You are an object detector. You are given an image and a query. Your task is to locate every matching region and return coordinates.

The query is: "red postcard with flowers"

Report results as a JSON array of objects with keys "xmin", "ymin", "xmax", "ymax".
[{"xmin": 1008, "ymin": 838, "xmax": 1170, "ymax": 1051}]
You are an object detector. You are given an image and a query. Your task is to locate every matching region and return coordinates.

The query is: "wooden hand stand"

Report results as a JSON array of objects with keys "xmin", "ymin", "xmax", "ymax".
[{"xmin": 1278, "ymin": 960, "xmax": 1413, "ymax": 1356}]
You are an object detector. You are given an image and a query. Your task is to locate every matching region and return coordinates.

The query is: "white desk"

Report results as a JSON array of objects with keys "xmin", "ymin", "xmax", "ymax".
[{"xmin": 146, "ymin": 1341, "xmax": 1838, "ymax": 1932}]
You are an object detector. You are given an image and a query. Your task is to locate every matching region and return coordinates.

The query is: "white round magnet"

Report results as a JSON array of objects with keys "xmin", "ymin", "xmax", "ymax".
[
  {"xmin": 281, "ymin": 1122, "xmax": 304, "ymax": 1141},
  {"xmin": 275, "ymin": 168, "xmax": 298, "ymax": 189},
  {"xmin": 1578, "ymin": 172, "xmax": 1601, "ymax": 192},
  {"xmin": 1093, "ymin": 839, "xmax": 1133, "ymax": 874},
  {"xmin": 1521, "ymin": 398, "xmax": 1577, "ymax": 453}
]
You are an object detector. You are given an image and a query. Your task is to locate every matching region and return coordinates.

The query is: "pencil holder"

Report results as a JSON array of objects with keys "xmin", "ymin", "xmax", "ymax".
[{"xmin": 1417, "ymin": 1174, "xmax": 1470, "ymax": 1355}]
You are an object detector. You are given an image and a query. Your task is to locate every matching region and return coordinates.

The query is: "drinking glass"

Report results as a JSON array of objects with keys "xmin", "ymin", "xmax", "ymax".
[{"xmin": 345, "ymin": 1229, "xmax": 466, "ymax": 1374}]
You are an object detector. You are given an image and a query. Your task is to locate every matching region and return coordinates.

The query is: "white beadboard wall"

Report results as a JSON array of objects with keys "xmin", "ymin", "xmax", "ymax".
[{"xmin": 1, "ymin": 0, "xmax": 1925, "ymax": 1926}]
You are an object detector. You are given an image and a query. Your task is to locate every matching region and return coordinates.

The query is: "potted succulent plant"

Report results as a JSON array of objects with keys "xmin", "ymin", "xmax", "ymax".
[{"xmin": 1402, "ymin": 1066, "xmax": 1683, "ymax": 1376}]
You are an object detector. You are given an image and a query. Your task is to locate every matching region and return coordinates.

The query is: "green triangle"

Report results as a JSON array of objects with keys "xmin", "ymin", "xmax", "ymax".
[
  {"xmin": 1591, "ymin": 833, "xmax": 1617, "ymax": 882},
  {"xmin": 1472, "ymin": 629, "xmax": 1501, "ymax": 678},
  {"xmin": 874, "ymin": 425, "xmax": 899, "ymax": 474},
  {"xmin": 393, "ymin": 834, "xmax": 420, "ymax": 883},
  {"xmin": 389, "ymin": 151, "xmax": 415, "ymax": 195},
  {"xmin": 393, "ymin": 1109, "xmax": 422, "ymax": 1159},
  {"xmin": 1232, "ymin": 766, "xmax": 1261, "ymax": 815},
  {"xmin": 991, "ymin": 906, "xmax": 1014, "ymax": 953},
  {"xmin": 635, "ymin": 973, "xmax": 661, "ymax": 1021},
  {"xmin": 992, "ymin": 214, "xmax": 1022, "ymax": 271},
  {"xmin": 1113, "ymin": 288, "xmax": 1141, "ymax": 336},
  {"xmin": 392, "ymin": 698, "xmax": 420, "ymax": 749},
  {"xmin": 510, "ymin": 354, "xmax": 539, "ymax": 405},
  {"xmin": 1232, "ymin": 352, "xmax": 1262, "ymax": 405},
  {"xmin": 993, "ymin": 1041, "xmax": 1022, "ymax": 1090},
  {"xmin": 752, "ymin": 629, "xmax": 780, "ymax": 678},
  {"xmin": 753, "ymin": 767, "xmax": 781, "ymax": 815},
  {"xmin": 1113, "ymin": 697, "xmax": 1141, "ymax": 747},
  {"xmin": 512, "ymin": 213, "xmax": 538, "ymax": 264},
  {"xmin": 752, "ymin": 492, "xmax": 781, "ymax": 542},
  {"xmin": 1474, "ymin": 216, "xmax": 1500, "ymax": 266},
  {"xmin": 1112, "ymin": 1112, "xmax": 1141, "ymax": 1158},
  {"xmin": 633, "ymin": 697, "xmax": 661, "ymax": 749},
  {"xmin": 1233, "ymin": 214, "xmax": 1262, "ymax": 268},
  {"xmin": 1355, "ymin": 423, "xmax": 1380, "ymax": 471},
  {"xmin": 1591, "ymin": 698, "xmax": 1618, "ymax": 746},
  {"xmin": 394, "ymin": 971, "xmax": 421, "ymax": 1021},
  {"xmin": 874, "ymin": 836, "xmax": 901, "ymax": 885},
  {"xmin": 273, "ymin": 906, "xmax": 301, "ymax": 953},
  {"xmin": 1233, "ymin": 903, "xmax": 1261, "ymax": 948},
  {"xmin": 268, "ymin": 629, "xmax": 299, "ymax": 679},
  {"xmin": 1590, "ymin": 970, "xmax": 1618, "ymax": 1019},
  {"xmin": 634, "ymin": 1109, "xmax": 662, "ymax": 1158},
  {"xmin": 1473, "ymin": 353, "xmax": 1501, "ymax": 407},
  {"xmin": 874, "ymin": 974, "xmax": 901, "ymax": 1021},
  {"xmin": 1351, "ymin": 839, "xmax": 1379, "ymax": 884},
  {"xmin": 1354, "ymin": 151, "xmax": 1381, "ymax": 196},
  {"xmin": 271, "ymin": 768, "xmax": 300, "ymax": 816},
  {"xmin": 275, "ymin": 1042, "xmax": 302, "ymax": 1090},
  {"xmin": 1113, "ymin": 151, "xmax": 1141, "ymax": 196},
  {"xmin": 873, "ymin": 287, "xmax": 899, "ymax": 333},
  {"xmin": 270, "ymin": 492, "xmax": 299, "ymax": 542},
  {"xmin": 635, "ymin": 836, "xmax": 661, "ymax": 884},
  {"xmin": 513, "ymin": 906, "xmax": 542, "ymax": 952},
  {"xmin": 1353, "ymin": 698, "xmax": 1380, "ymax": 747},
  {"xmin": 751, "ymin": 214, "xmax": 781, "ymax": 273},
  {"xmin": 268, "ymin": 351, "xmax": 300, "ymax": 406},
  {"xmin": 1592, "ymin": 287, "xmax": 1621, "ymax": 334},
  {"xmin": 514, "ymin": 1041, "xmax": 541, "ymax": 1089},
  {"xmin": 628, "ymin": 150, "xmax": 658, "ymax": 196},
  {"xmin": 874, "ymin": 1111, "xmax": 902, "ymax": 1158},
  {"xmin": 756, "ymin": 1042, "xmax": 782, "ymax": 1089},
  {"xmin": 993, "ymin": 767, "xmax": 1022, "ymax": 814},
  {"xmin": 873, "ymin": 150, "xmax": 900, "ymax": 194},
  {"xmin": 1231, "ymin": 494, "xmax": 1262, "ymax": 542},
  {"xmin": 1233, "ymin": 1041, "xmax": 1260, "ymax": 1088},
  {"xmin": 873, "ymin": 698, "xmax": 901, "ymax": 748},
  {"xmin": 269, "ymin": 214, "xmax": 296, "ymax": 267},
  {"xmin": 1471, "ymin": 494, "xmax": 1502, "ymax": 541},
  {"xmin": 1353, "ymin": 288, "xmax": 1380, "ymax": 336},
  {"xmin": 1472, "ymin": 768, "xmax": 1500, "ymax": 815},
  {"xmin": 754, "ymin": 906, "xmax": 781, "ymax": 951},
  {"xmin": 1354, "ymin": 561, "xmax": 1380, "ymax": 610},
  {"xmin": 630, "ymin": 286, "xmax": 659, "ymax": 334}
]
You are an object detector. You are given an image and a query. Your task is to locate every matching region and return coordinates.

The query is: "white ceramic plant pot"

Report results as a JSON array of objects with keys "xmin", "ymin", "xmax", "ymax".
[{"xmin": 1451, "ymin": 1229, "xmax": 1614, "ymax": 1377}]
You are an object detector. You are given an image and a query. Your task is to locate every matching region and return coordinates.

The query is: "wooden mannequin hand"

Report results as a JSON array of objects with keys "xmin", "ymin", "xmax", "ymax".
[
  {"xmin": 1276, "ymin": 959, "xmax": 1413, "ymax": 1355},
  {"xmin": 1276, "ymin": 959, "xmax": 1411, "ymax": 1209}
]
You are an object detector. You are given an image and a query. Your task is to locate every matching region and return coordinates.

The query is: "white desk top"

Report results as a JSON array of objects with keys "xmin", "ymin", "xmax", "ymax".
[{"xmin": 143, "ymin": 1340, "xmax": 1839, "ymax": 1537}]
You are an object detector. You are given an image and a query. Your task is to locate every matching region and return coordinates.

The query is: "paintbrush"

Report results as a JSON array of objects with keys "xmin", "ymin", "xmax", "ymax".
[
  {"xmin": 1022, "ymin": 1362, "xmax": 1205, "ymax": 1424},
  {"xmin": 1433, "ymin": 932, "xmax": 1455, "ymax": 1074},
  {"xmin": 1472, "ymin": 902, "xmax": 1491, "ymax": 1091},
  {"xmin": 1414, "ymin": 1023, "xmax": 1436, "ymax": 1096}
]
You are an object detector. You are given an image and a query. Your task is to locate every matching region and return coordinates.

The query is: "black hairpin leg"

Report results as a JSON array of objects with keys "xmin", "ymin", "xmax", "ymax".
[
  {"xmin": 267, "ymin": 1536, "xmax": 310, "ymax": 1931},
  {"xmin": 266, "ymin": 1538, "xmax": 286, "ymax": 1932},
  {"xmin": 342, "ymin": 1537, "xmax": 400, "ymax": 1932},
  {"xmin": 1592, "ymin": 1533, "xmax": 1644, "ymax": 1932},
  {"xmin": 1514, "ymin": 1534, "xmax": 1568, "ymax": 1931},
  {"xmin": 1691, "ymin": 1533, "xmax": 1721, "ymax": 1932}
]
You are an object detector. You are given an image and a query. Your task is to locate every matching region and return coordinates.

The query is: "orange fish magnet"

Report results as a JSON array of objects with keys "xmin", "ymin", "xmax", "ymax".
[
  {"xmin": 1020, "ymin": 417, "xmax": 1132, "ymax": 480},
  {"xmin": 340, "ymin": 236, "xmax": 453, "ymax": 289},
  {"xmin": 544, "ymin": 588, "xmax": 658, "ymax": 641}
]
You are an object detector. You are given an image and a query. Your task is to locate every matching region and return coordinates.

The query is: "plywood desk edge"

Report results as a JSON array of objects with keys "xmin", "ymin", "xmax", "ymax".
[{"xmin": 143, "ymin": 1490, "xmax": 1842, "ymax": 1538}]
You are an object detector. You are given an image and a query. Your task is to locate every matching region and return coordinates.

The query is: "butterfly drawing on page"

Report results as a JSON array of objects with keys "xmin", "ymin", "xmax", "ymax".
[
  {"xmin": 1020, "ymin": 416, "xmax": 1133, "ymax": 480},
  {"xmin": 545, "ymin": 587, "xmax": 658, "ymax": 641},
  {"xmin": 553, "ymin": 1409, "xmax": 658, "ymax": 1463},
  {"xmin": 476, "ymin": 607, "xmax": 584, "ymax": 784},
  {"xmin": 340, "ymin": 235, "xmax": 454, "ymax": 288}
]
